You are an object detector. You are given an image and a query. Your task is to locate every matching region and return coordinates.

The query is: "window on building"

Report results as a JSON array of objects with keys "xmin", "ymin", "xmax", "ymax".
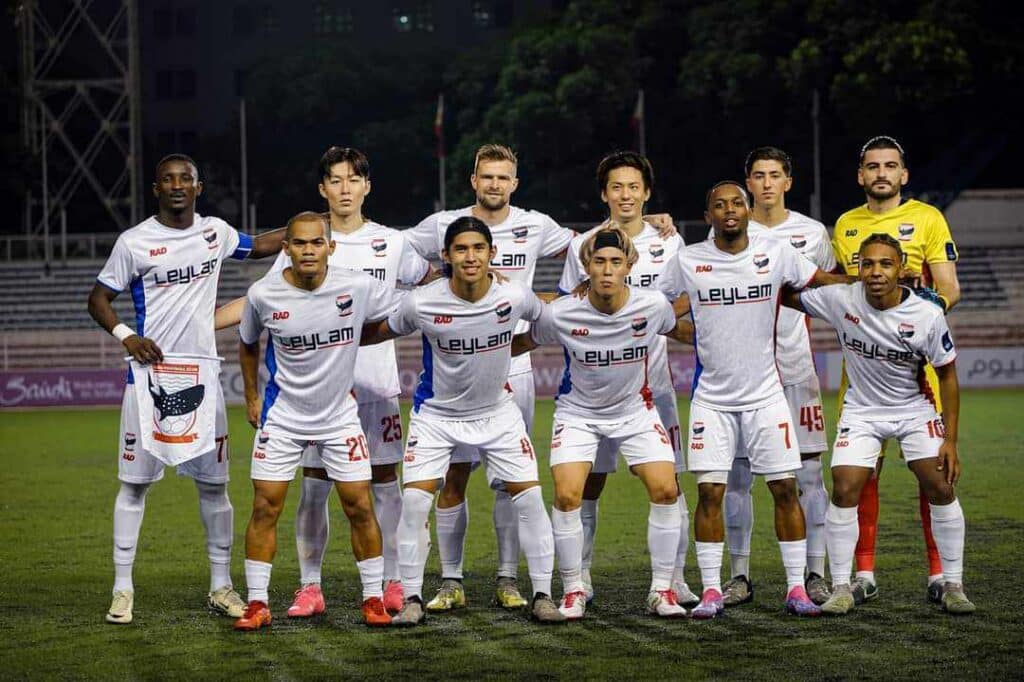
[
  {"xmin": 154, "ymin": 7, "xmax": 173, "ymax": 39},
  {"xmin": 393, "ymin": 2, "xmax": 433, "ymax": 33},
  {"xmin": 155, "ymin": 69, "xmax": 196, "ymax": 100},
  {"xmin": 313, "ymin": 1, "xmax": 354, "ymax": 34},
  {"xmin": 471, "ymin": 1, "xmax": 492, "ymax": 28},
  {"xmin": 175, "ymin": 6, "xmax": 197, "ymax": 36}
]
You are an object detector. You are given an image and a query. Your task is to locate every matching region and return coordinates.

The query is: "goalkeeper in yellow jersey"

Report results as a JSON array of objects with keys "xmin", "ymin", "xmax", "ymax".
[{"xmin": 832, "ymin": 136, "xmax": 962, "ymax": 606}]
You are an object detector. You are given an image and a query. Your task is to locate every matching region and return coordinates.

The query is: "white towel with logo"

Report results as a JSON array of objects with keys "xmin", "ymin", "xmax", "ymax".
[{"xmin": 130, "ymin": 353, "xmax": 222, "ymax": 466}]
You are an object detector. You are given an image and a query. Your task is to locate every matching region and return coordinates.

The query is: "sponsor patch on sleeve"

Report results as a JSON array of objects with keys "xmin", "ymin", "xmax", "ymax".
[
  {"xmin": 941, "ymin": 331, "xmax": 954, "ymax": 351},
  {"xmin": 945, "ymin": 241, "xmax": 958, "ymax": 262}
]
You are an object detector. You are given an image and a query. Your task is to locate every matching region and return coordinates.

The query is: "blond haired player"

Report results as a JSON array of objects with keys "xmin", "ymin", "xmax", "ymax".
[{"xmin": 832, "ymin": 136, "xmax": 962, "ymax": 605}]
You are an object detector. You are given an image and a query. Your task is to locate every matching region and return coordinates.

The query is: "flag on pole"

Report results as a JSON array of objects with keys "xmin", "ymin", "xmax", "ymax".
[
  {"xmin": 434, "ymin": 93, "xmax": 445, "ymax": 159},
  {"xmin": 631, "ymin": 89, "xmax": 646, "ymax": 156}
]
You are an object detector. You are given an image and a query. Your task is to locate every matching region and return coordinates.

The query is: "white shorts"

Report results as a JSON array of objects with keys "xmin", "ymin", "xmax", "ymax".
[
  {"xmin": 252, "ymin": 422, "xmax": 372, "ymax": 482},
  {"xmin": 687, "ymin": 398, "xmax": 800, "ymax": 475},
  {"xmin": 831, "ymin": 413, "xmax": 945, "ymax": 469},
  {"xmin": 549, "ymin": 409, "xmax": 675, "ymax": 469},
  {"xmin": 403, "ymin": 401, "xmax": 539, "ymax": 487},
  {"xmin": 450, "ymin": 371, "xmax": 535, "ymax": 465},
  {"xmin": 592, "ymin": 393, "xmax": 683, "ymax": 473},
  {"xmin": 299, "ymin": 397, "xmax": 404, "ymax": 468},
  {"xmin": 118, "ymin": 381, "xmax": 229, "ymax": 485},
  {"xmin": 783, "ymin": 375, "xmax": 828, "ymax": 455}
]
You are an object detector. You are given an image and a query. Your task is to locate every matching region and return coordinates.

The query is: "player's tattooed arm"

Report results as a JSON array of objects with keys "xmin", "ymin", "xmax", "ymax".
[
  {"xmin": 87, "ymin": 282, "xmax": 164, "ymax": 364},
  {"xmin": 935, "ymin": 361, "xmax": 961, "ymax": 485},
  {"xmin": 215, "ymin": 297, "xmax": 245, "ymax": 330},
  {"xmin": 665, "ymin": 318, "xmax": 695, "ymax": 345},
  {"xmin": 240, "ymin": 339, "xmax": 262, "ymax": 428},
  {"xmin": 642, "ymin": 213, "xmax": 677, "ymax": 239},
  {"xmin": 249, "ymin": 226, "xmax": 288, "ymax": 259},
  {"xmin": 926, "ymin": 261, "xmax": 961, "ymax": 311},
  {"xmin": 511, "ymin": 332, "xmax": 538, "ymax": 357},
  {"xmin": 779, "ymin": 285, "xmax": 805, "ymax": 312},
  {"xmin": 360, "ymin": 319, "xmax": 401, "ymax": 346}
]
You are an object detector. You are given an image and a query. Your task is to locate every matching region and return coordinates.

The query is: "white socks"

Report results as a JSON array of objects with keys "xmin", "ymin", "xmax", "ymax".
[
  {"xmin": 356, "ymin": 555, "xmax": 384, "ymax": 600},
  {"xmin": 725, "ymin": 457, "xmax": 754, "ymax": 578},
  {"xmin": 695, "ymin": 541, "xmax": 724, "ymax": 594},
  {"xmin": 397, "ymin": 488, "xmax": 434, "ymax": 600},
  {"xmin": 372, "ymin": 480, "xmax": 403, "ymax": 582},
  {"xmin": 579, "ymin": 498, "xmax": 599, "ymax": 571},
  {"xmin": 245, "ymin": 559, "xmax": 272, "ymax": 603},
  {"xmin": 826, "ymin": 503, "xmax": 859, "ymax": 587},
  {"xmin": 195, "ymin": 481, "xmax": 234, "ymax": 592},
  {"xmin": 929, "ymin": 499, "xmax": 965, "ymax": 584},
  {"xmin": 674, "ymin": 494, "xmax": 691, "ymax": 581},
  {"xmin": 295, "ymin": 476, "xmax": 332, "ymax": 586},
  {"xmin": 512, "ymin": 486, "xmax": 554, "ymax": 597},
  {"xmin": 552, "ymin": 507, "xmax": 584, "ymax": 594},
  {"xmin": 796, "ymin": 458, "xmax": 828, "ymax": 576},
  {"xmin": 112, "ymin": 482, "xmax": 149, "ymax": 593},
  {"xmin": 494, "ymin": 489, "xmax": 521, "ymax": 579},
  {"xmin": 648, "ymin": 502, "xmax": 682, "ymax": 592},
  {"xmin": 435, "ymin": 501, "xmax": 468, "ymax": 580},
  {"xmin": 778, "ymin": 539, "xmax": 808, "ymax": 591}
]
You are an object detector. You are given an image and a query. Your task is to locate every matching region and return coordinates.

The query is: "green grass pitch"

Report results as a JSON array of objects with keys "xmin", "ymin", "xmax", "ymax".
[{"xmin": 1, "ymin": 390, "xmax": 1022, "ymax": 679}]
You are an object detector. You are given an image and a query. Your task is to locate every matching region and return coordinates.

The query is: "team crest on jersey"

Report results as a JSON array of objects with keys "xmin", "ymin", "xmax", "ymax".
[
  {"xmin": 753, "ymin": 253, "xmax": 770, "ymax": 274},
  {"xmin": 371, "ymin": 238, "xmax": 387, "ymax": 257},
  {"xmin": 789, "ymin": 235, "xmax": 807, "ymax": 249},
  {"xmin": 495, "ymin": 300, "xmax": 512, "ymax": 323},
  {"xmin": 148, "ymin": 363, "xmax": 205, "ymax": 443},
  {"xmin": 202, "ymin": 228, "xmax": 218, "ymax": 249},
  {"xmin": 631, "ymin": 316, "xmax": 648, "ymax": 337},
  {"xmin": 898, "ymin": 322, "xmax": 915, "ymax": 339},
  {"xmin": 258, "ymin": 431, "xmax": 270, "ymax": 446},
  {"xmin": 898, "ymin": 223, "xmax": 915, "ymax": 241},
  {"xmin": 512, "ymin": 227, "xmax": 529, "ymax": 243},
  {"xmin": 691, "ymin": 421, "xmax": 705, "ymax": 441},
  {"xmin": 124, "ymin": 432, "xmax": 136, "ymax": 451},
  {"xmin": 336, "ymin": 294, "xmax": 353, "ymax": 317},
  {"xmin": 649, "ymin": 243, "xmax": 664, "ymax": 263}
]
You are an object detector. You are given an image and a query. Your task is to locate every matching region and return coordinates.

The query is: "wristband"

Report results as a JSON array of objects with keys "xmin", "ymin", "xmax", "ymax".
[
  {"xmin": 937, "ymin": 294, "xmax": 950, "ymax": 313},
  {"xmin": 111, "ymin": 323, "xmax": 137, "ymax": 343}
]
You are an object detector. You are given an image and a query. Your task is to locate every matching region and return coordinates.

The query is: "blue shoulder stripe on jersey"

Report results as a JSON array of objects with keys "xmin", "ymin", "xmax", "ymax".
[
  {"xmin": 260, "ymin": 339, "xmax": 280, "ymax": 426},
  {"xmin": 96, "ymin": 278, "xmax": 122, "ymax": 294},
  {"xmin": 126, "ymin": 276, "xmax": 147, "ymax": 385},
  {"xmin": 556, "ymin": 286, "xmax": 570, "ymax": 296},
  {"xmin": 556, "ymin": 345, "xmax": 572, "ymax": 398},
  {"xmin": 689, "ymin": 309, "xmax": 703, "ymax": 398},
  {"xmin": 231, "ymin": 232, "xmax": 254, "ymax": 260},
  {"xmin": 412, "ymin": 334, "xmax": 434, "ymax": 413}
]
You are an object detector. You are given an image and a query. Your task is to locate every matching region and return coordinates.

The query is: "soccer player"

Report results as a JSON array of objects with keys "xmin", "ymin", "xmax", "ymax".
[
  {"xmin": 658, "ymin": 181, "xmax": 851, "ymax": 618},
  {"xmin": 234, "ymin": 211, "xmax": 398, "ymax": 630},
  {"xmin": 720, "ymin": 147, "xmax": 837, "ymax": 607},
  {"xmin": 557, "ymin": 151, "xmax": 696, "ymax": 606},
  {"xmin": 516, "ymin": 226, "xmax": 692, "ymax": 619},
  {"xmin": 782, "ymin": 233, "xmax": 974, "ymax": 615},
  {"xmin": 216, "ymin": 147, "xmax": 433, "ymax": 616},
  {"xmin": 87, "ymin": 154, "xmax": 285, "ymax": 625},
  {"xmin": 404, "ymin": 143, "xmax": 677, "ymax": 611},
  {"xmin": 832, "ymin": 136, "xmax": 962, "ymax": 604},
  {"xmin": 361, "ymin": 216, "xmax": 563, "ymax": 625}
]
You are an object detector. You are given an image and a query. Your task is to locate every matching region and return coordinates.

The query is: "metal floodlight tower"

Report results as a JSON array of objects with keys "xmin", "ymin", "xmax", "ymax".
[{"xmin": 18, "ymin": 0, "xmax": 142, "ymax": 244}]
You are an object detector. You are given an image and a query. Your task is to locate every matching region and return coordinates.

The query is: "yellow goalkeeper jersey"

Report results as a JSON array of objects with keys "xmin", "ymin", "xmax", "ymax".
[{"xmin": 832, "ymin": 198, "xmax": 958, "ymax": 285}]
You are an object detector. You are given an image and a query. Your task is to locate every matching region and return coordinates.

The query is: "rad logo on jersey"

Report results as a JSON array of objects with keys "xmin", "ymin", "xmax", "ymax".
[
  {"xmin": 631, "ymin": 316, "xmax": 648, "ymax": 337},
  {"xmin": 202, "ymin": 228, "xmax": 218, "ymax": 249},
  {"xmin": 789, "ymin": 235, "xmax": 807, "ymax": 249},
  {"xmin": 371, "ymin": 238, "xmax": 387, "ymax": 256},
  {"xmin": 898, "ymin": 322, "xmax": 915, "ymax": 339},
  {"xmin": 513, "ymin": 227, "xmax": 529, "ymax": 243},
  {"xmin": 898, "ymin": 223, "xmax": 915, "ymax": 241},
  {"xmin": 336, "ymin": 294, "xmax": 353, "ymax": 317},
  {"xmin": 649, "ymin": 243, "xmax": 664, "ymax": 263},
  {"xmin": 753, "ymin": 253, "xmax": 770, "ymax": 274},
  {"xmin": 496, "ymin": 300, "xmax": 512, "ymax": 323},
  {"xmin": 132, "ymin": 354, "xmax": 220, "ymax": 465}
]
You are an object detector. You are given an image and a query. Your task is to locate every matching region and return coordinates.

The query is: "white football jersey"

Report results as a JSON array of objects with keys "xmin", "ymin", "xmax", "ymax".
[
  {"xmin": 240, "ymin": 266, "xmax": 396, "ymax": 439},
  {"xmin": 532, "ymin": 287, "xmax": 677, "ymax": 421},
  {"xmin": 387, "ymin": 277, "xmax": 544, "ymax": 419},
  {"xmin": 800, "ymin": 283, "xmax": 956, "ymax": 421},
  {"xmin": 97, "ymin": 214, "xmax": 252, "ymax": 382},
  {"xmin": 659, "ymin": 231, "xmax": 818, "ymax": 410},
  {"xmin": 558, "ymin": 222, "xmax": 683, "ymax": 398},
  {"xmin": 406, "ymin": 205, "xmax": 574, "ymax": 376},
  {"xmin": 269, "ymin": 221, "xmax": 429, "ymax": 403}
]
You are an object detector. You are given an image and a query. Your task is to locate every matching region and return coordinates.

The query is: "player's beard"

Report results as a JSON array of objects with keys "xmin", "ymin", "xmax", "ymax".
[
  {"xmin": 477, "ymin": 193, "xmax": 508, "ymax": 212},
  {"xmin": 864, "ymin": 181, "xmax": 900, "ymax": 202}
]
